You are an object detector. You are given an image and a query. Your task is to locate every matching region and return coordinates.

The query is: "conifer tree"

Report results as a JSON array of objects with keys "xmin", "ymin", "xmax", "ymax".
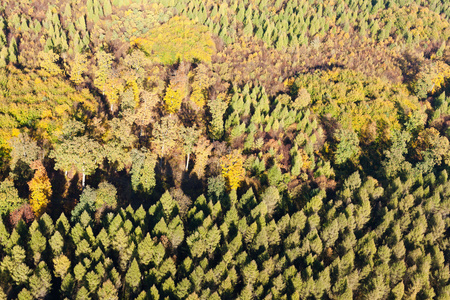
[
  {"xmin": 208, "ymin": 95, "xmax": 228, "ymax": 140},
  {"xmin": 125, "ymin": 258, "xmax": 141, "ymax": 293}
]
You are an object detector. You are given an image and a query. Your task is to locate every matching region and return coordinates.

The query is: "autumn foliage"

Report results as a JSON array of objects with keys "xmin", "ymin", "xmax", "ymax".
[
  {"xmin": 28, "ymin": 161, "xmax": 52, "ymax": 217},
  {"xmin": 220, "ymin": 150, "xmax": 245, "ymax": 190}
]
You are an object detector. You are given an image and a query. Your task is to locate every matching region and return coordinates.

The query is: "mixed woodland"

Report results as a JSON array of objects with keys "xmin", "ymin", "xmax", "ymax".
[{"xmin": 1, "ymin": 0, "xmax": 450, "ymax": 298}]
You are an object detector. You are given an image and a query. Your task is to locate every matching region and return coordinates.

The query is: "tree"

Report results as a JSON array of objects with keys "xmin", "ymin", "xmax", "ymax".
[
  {"xmin": 192, "ymin": 136, "xmax": 213, "ymax": 179},
  {"xmin": 208, "ymin": 95, "xmax": 228, "ymax": 140},
  {"xmin": 130, "ymin": 149, "xmax": 157, "ymax": 194},
  {"xmin": 94, "ymin": 50, "xmax": 123, "ymax": 111},
  {"xmin": 8, "ymin": 133, "xmax": 41, "ymax": 170},
  {"xmin": 38, "ymin": 50, "xmax": 62, "ymax": 76},
  {"xmin": 28, "ymin": 161, "xmax": 52, "ymax": 217},
  {"xmin": 221, "ymin": 150, "xmax": 245, "ymax": 190},
  {"xmin": 95, "ymin": 181, "xmax": 118, "ymax": 211},
  {"xmin": 181, "ymin": 126, "xmax": 200, "ymax": 171},
  {"xmin": 50, "ymin": 135, "xmax": 103, "ymax": 187},
  {"xmin": 103, "ymin": 118, "xmax": 136, "ymax": 171},
  {"xmin": 163, "ymin": 83, "xmax": 183, "ymax": 114},
  {"xmin": 0, "ymin": 179, "xmax": 24, "ymax": 216},
  {"xmin": 132, "ymin": 16, "xmax": 215, "ymax": 65},
  {"xmin": 190, "ymin": 63, "xmax": 215, "ymax": 107},
  {"xmin": 293, "ymin": 88, "xmax": 311, "ymax": 110},
  {"xmin": 382, "ymin": 130, "xmax": 411, "ymax": 178},
  {"xmin": 66, "ymin": 53, "xmax": 88, "ymax": 85},
  {"xmin": 261, "ymin": 186, "xmax": 280, "ymax": 217},
  {"xmin": 134, "ymin": 91, "xmax": 159, "ymax": 137},
  {"xmin": 152, "ymin": 116, "xmax": 179, "ymax": 164},
  {"xmin": 97, "ymin": 280, "xmax": 119, "ymax": 300},
  {"xmin": 53, "ymin": 255, "xmax": 70, "ymax": 278},
  {"xmin": 334, "ymin": 128, "xmax": 360, "ymax": 165},
  {"xmin": 29, "ymin": 262, "xmax": 52, "ymax": 298},
  {"xmin": 125, "ymin": 258, "xmax": 141, "ymax": 293}
]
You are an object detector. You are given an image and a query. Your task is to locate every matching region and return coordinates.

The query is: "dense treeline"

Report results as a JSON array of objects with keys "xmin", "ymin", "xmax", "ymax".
[{"xmin": 0, "ymin": 0, "xmax": 450, "ymax": 299}]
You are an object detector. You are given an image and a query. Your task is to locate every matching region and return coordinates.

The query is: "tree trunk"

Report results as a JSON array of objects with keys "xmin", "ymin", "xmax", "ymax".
[
  {"xmin": 185, "ymin": 152, "xmax": 190, "ymax": 171},
  {"xmin": 82, "ymin": 172, "xmax": 86, "ymax": 187},
  {"xmin": 65, "ymin": 170, "xmax": 68, "ymax": 177}
]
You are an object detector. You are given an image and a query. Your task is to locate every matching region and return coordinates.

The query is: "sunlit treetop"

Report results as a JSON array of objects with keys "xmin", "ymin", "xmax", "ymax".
[{"xmin": 131, "ymin": 15, "xmax": 215, "ymax": 65}]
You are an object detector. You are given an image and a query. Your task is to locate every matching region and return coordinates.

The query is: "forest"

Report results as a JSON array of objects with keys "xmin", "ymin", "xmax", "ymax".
[{"xmin": 0, "ymin": 0, "xmax": 450, "ymax": 299}]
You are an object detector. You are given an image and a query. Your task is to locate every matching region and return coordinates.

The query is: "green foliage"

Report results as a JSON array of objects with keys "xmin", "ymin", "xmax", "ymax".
[
  {"xmin": 1, "ymin": 1, "xmax": 450, "ymax": 299},
  {"xmin": 0, "ymin": 179, "xmax": 24, "ymax": 215},
  {"xmin": 334, "ymin": 128, "xmax": 360, "ymax": 165}
]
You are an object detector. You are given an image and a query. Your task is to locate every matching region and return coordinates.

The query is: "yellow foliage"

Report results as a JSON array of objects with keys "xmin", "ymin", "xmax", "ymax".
[
  {"xmin": 126, "ymin": 79, "xmax": 140, "ymax": 108},
  {"xmin": 221, "ymin": 151, "xmax": 245, "ymax": 191},
  {"xmin": 41, "ymin": 109, "xmax": 52, "ymax": 118},
  {"xmin": 190, "ymin": 85, "xmax": 206, "ymax": 107},
  {"xmin": 67, "ymin": 53, "xmax": 88, "ymax": 85},
  {"xmin": 38, "ymin": 50, "xmax": 62, "ymax": 76},
  {"xmin": 28, "ymin": 161, "xmax": 52, "ymax": 217},
  {"xmin": 164, "ymin": 83, "xmax": 183, "ymax": 114},
  {"xmin": 132, "ymin": 16, "xmax": 215, "ymax": 65},
  {"xmin": 430, "ymin": 61, "xmax": 450, "ymax": 93},
  {"xmin": 11, "ymin": 128, "xmax": 20, "ymax": 137}
]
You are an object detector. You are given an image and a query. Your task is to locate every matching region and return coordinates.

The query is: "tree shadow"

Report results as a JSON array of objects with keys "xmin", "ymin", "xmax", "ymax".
[
  {"xmin": 396, "ymin": 51, "xmax": 422, "ymax": 87},
  {"xmin": 181, "ymin": 171, "xmax": 204, "ymax": 202},
  {"xmin": 11, "ymin": 159, "xmax": 34, "ymax": 199}
]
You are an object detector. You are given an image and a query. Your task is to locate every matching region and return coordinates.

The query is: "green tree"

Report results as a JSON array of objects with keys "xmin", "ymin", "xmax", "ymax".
[
  {"xmin": 51, "ymin": 136, "xmax": 104, "ymax": 187},
  {"xmin": 130, "ymin": 149, "xmax": 157, "ymax": 194},
  {"xmin": 181, "ymin": 126, "xmax": 200, "ymax": 171},
  {"xmin": 208, "ymin": 95, "xmax": 228, "ymax": 140},
  {"xmin": 53, "ymin": 255, "xmax": 70, "ymax": 278},
  {"xmin": 0, "ymin": 179, "xmax": 24, "ymax": 216},
  {"xmin": 335, "ymin": 128, "xmax": 360, "ymax": 165},
  {"xmin": 125, "ymin": 258, "xmax": 141, "ymax": 293},
  {"xmin": 97, "ymin": 279, "xmax": 118, "ymax": 300},
  {"xmin": 152, "ymin": 116, "xmax": 179, "ymax": 164}
]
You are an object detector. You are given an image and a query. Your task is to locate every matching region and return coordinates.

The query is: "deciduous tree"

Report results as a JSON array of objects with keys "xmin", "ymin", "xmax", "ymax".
[{"xmin": 28, "ymin": 161, "xmax": 52, "ymax": 217}]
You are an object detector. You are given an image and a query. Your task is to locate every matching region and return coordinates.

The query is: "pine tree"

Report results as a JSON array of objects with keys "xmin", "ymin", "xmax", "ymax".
[
  {"xmin": 335, "ymin": 128, "xmax": 360, "ymax": 165},
  {"xmin": 29, "ymin": 262, "xmax": 52, "ymax": 299},
  {"xmin": 53, "ymin": 254, "xmax": 70, "ymax": 278},
  {"xmin": 130, "ymin": 149, "xmax": 157, "ymax": 194},
  {"xmin": 97, "ymin": 279, "xmax": 119, "ymax": 300},
  {"xmin": 125, "ymin": 258, "xmax": 141, "ymax": 292},
  {"xmin": 208, "ymin": 95, "xmax": 228, "ymax": 140}
]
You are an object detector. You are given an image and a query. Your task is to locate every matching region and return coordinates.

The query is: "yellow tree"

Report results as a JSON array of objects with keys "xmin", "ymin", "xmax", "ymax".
[
  {"xmin": 192, "ymin": 136, "xmax": 213, "ymax": 179},
  {"xmin": 220, "ymin": 150, "xmax": 245, "ymax": 190},
  {"xmin": 190, "ymin": 63, "xmax": 215, "ymax": 107},
  {"xmin": 38, "ymin": 50, "xmax": 62, "ymax": 76},
  {"xmin": 28, "ymin": 161, "xmax": 52, "ymax": 217},
  {"xmin": 66, "ymin": 53, "xmax": 88, "ymax": 85},
  {"xmin": 163, "ymin": 83, "xmax": 183, "ymax": 114}
]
